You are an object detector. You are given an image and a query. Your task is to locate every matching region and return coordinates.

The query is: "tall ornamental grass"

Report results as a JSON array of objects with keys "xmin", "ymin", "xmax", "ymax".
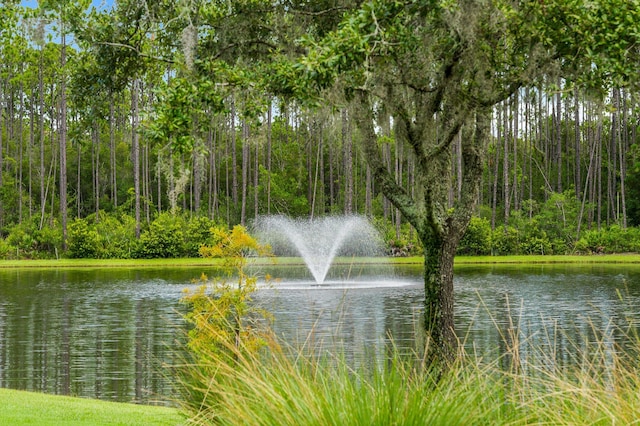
[
  {"xmin": 176, "ymin": 227, "xmax": 640, "ymax": 424},
  {"xmin": 175, "ymin": 297, "xmax": 640, "ymax": 425}
]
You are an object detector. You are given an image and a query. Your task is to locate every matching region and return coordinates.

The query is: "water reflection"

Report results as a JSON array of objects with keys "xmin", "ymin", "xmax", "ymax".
[
  {"xmin": 1, "ymin": 264, "xmax": 640, "ymax": 403},
  {"xmin": 0, "ymin": 268, "xmax": 188, "ymax": 404}
]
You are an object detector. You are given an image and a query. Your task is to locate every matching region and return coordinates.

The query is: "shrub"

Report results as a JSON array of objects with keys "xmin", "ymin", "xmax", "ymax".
[
  {"xmin": 458, "ymin": 216, "xmax": 492, "ymax": 255},
  {"xmin": 0, "ymin": 237, "xmax": 16, "ymax": 259},
  {"xmin": 575, "ymin": 225, "xmax": 640, "ymax": 254},
  {"xmin": 93, "ymin": 213, "xmax": 137, "ymax": 258},
  {"xmin": 68, "ymin": 218, "xmax": 100, "ymax": 258},
  {"xmin": 373, "ymin": 218, "xmax": 423, "ymax": 256},
  {"xmin": 133, "ymin": 212, "xmax": 186, "ymax": 258},
  {"xmin": 5, "ymin": 217, "xmax": 62, "ymax": 259},
  {"xmin": 518, "ymin": 232, "xmax": 553, "ymax": 255},
  {"xmin": 178, "ymin": 225, "xmax": 272, "ymax": 415},
  {"xmin": 184, "ymin": 215, "xmax": 217, "ymax": 257},
  {"xmin": 491, "ymin": 225, "xmax": 520, "ymax": 255}
]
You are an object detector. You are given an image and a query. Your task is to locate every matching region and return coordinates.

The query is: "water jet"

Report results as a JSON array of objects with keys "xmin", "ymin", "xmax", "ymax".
[{"xmin": 255, "ymin": 215, "xmax": 383, "ymax": 285}]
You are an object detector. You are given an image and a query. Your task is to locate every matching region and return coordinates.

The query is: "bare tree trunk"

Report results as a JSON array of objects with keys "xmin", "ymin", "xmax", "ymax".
[
  {"xmin": 503, "ymin": 100, "xmax": 510, "ymax": 225},
  {"xmin": 528, "ymin": 88, "xmax": 533, "ymax": 217},
  {"xmin": 342, "ymin": 108, "xmax": 353, "ymax": 214},
  {"xmin": 555, "ymin": 80, "xmax": 562, "ymax": 193},
  {"xmin": 231, "ymin": 99, "xmax": 238, "ymax": 208},
  {"xmin": 39, "ymin": 52, "xmax": 45, "ymax": 225},
  {"xmin": 254, "ymin": 122, "xmax": 259, "ymax": 220},
  {"xmin": 620, "ymin": 89, "xmax": 628, "ymax": 228},
  {"xmin": 0, "ymin": 80, "xmax": 4, "ymax": 227},
  {"xmin": 60, "ymin": 32, "xmax": 68, "ymax": 251},
  {"xmin": 307, "ymin": 120, "xmax": 313, "ymax": 213},
  {"xmin": 18, "ymin": 80, "xmax": 24, "ymax": 223},
  {"xmin": 608, "ymin": 89, "xmax": 618, "ymax": 225},
  {"xmin": 266, "ymin": 104, "xmax": 272, "ymax": 215},
  {"xmin": 596, "ymin": 114, "xmax": 603, "ymax": 229},
  {"xmin": 574, "ymin": 89, "xmax": 581, "ymax": 199},
  {"xmin": 109, "ymin": 97, "xmax": 117, "ymax": 208},
  {"xmin": 328, "ymin": 131, "xmax": 335, "ymax": 211},
  {"xmin": 76, "ymin": 129, "xmax": 81, "ymax": 218},
  {"xmin": 132, "ymin": 80, "xmax": 141, "ymax": 238},
  {"xmin": 395, "ymin": 139, "xmax": 403, "ymax": 237},
  {"xmin": 28, "ymin": 94, "xmax": 34, "ymax": 218},
  {"xmin": 240, "ymin": 120, "xmax": 249, "ymax": 226},
  {"xmin": 512, "ymin": 92, "xmax": 519, "ymax": 211},
  {"xmin": 491, "ymin": 110, "xmax": 499, "ymax": 230},
  {"xmin": 207, "ymin": 117, "xmax": 218, "ymax": 219},
  {"xmin": 93, "ymin": 121, "xmax": 100, "ymax": 220}
]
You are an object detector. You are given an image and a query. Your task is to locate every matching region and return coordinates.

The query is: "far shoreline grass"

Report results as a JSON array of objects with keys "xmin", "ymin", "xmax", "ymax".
[{"xmin": 1, "ymin": 253, "xmax": 640, "ymax": 269}]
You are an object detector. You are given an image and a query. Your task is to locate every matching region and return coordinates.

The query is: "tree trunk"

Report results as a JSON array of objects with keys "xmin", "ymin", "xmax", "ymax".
[
  {"xmin": 555, "ymin": 81, "xmax": 562, "ymax": 193},
  {"xmin": 342, "ymin": 108, "xmax": 353, "ymax": 214},
  {"xmin": 353, "ymin": 90, "xmax": 488, "ymax": 364},
  {"xmin": 231, "ymin": 99, "xmax": 238, "ymax": 208},
  {"xmin": 266, "ymin": 104, "xmax": 272, "ymax": 215},
  {"xmin": 491, "ymin": 111, "xmax": 499, "ymax": 230},
  {"xmin": 574, "ymin": 89, "xmax": 581, "ymax": 199},
  {"xmin": 503, "ymin": 100, "xmax": 510, "ymax": 225},
  {"xmin": 93, "ymin": 121, "xmax": 100, "ymax": 220},
  {"xmin": 512, "ymin": 92, "xmax": 519, "ymax": 211},
  {"xmin": 132, "ymin": 80, "xmax": 141, "ymax": 238},
  {"xmin": 109, "ymin": 97, "xmax": 117, "ymax": 208},
  {"xmin": 39, "ymin": 51, "xmax": 45, "ymax": 226},
  {"xmin": 254, "ymin": 123, "xmax": 259, "ymax": 220},
  {"xmin": 60, "ymin": 32, "xmax": 68, "ymax": 251},
  {"xmin": 240, "ymin": 120, "xmax": 249, "ymax": 226}
]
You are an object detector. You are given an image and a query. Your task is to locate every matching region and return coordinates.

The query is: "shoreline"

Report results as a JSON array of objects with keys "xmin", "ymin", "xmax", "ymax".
[{"xmin": 2, "ymin": 254, "xmax": 640, "ymax": 269}]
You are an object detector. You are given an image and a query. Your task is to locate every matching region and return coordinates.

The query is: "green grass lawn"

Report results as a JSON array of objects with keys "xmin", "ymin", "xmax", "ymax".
[
  {"xmin": 0, "ymin": 388, "xmax": 185, "ymax": 426},
  {"xmin": 1, "ymin": 254, "xmax": 640, "ymax": 269}
]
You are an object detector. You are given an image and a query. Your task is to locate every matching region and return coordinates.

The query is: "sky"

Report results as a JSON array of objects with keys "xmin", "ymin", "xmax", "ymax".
[{"xmin": 21, "ymin": 0, "xmax": 114, "ymax": 11}]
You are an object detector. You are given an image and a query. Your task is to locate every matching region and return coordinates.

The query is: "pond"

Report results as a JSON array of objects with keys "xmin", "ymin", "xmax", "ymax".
[{"xmin": 1, "ymin": 262, "xmax": 639, "ymax": 404}]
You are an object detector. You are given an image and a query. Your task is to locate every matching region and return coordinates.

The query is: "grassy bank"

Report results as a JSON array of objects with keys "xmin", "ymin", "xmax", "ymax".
[
  {"xmin": 2, "ymin": 254, "xmax": 640, "ymax": 269},
  {"xmin": 0, "ymin": 388, "xmax": 184, "ymax": 426}
]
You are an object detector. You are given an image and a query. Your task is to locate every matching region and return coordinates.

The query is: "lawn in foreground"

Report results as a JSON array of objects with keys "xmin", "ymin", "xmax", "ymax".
[{"xmin": 0, "ymin": 388, "xmax": 185, "ymax": 426}]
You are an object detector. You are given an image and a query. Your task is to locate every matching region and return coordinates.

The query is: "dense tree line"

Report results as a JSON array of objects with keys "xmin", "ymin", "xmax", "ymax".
[
  {"xmin": 0, "ymin": 0, "xmax": 639, "ymax": 261},
  {"xmin": 3, "ymin": 0, "xmax": 640, "ymax": 364}
]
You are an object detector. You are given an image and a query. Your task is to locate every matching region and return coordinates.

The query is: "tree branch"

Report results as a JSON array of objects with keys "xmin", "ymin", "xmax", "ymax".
[
  {"xmin": 354, "ymin": 90, "xmax": 426, "ymax": 236},
  {"xmin": 95, "ymin": 41, "xmax": 175, "ymax": 64}
]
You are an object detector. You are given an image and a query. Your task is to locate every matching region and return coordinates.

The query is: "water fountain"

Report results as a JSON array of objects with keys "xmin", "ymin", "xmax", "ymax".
[{"xmin": 255, "ymin": 215, "xmax": 384, "ymax": 285}]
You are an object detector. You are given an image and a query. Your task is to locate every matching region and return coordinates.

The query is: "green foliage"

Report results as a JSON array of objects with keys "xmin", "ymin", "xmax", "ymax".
[
  {"xmin": 5, "ymin": 218, "xmax": 62, "ymax": 259},
  {"xmin": 491, "ymin": 225, "xmax": 520, "ymax": 256},
  {"xmin": 626, "ymin": 150, "xmax": 640, "ymax": 227},
  {"xmin": 183, "ymin": 215, "xmax": 217, "ymax": 257},
  {"xmin": 374, "ymin": 217, "xmax": 422, "ymax": 257},
  {"xmin": 458, "ymin": 217, "xmax": 492, "ymax": 256},
  {"xmin": 0, "ymin": 237, "xmax": 16, "ymax": 260},
  {"xmin": 534, "ymin": 190, "xmax": 581, "ymax": 254},
  {"xmin": 68, "ymin": 218, "xmax": 100, "ymax": 258},
  {"xmin": 92, "ymin": 213, "xmax": 137, "ymax": 258},
  {"xmin": 133, "ymin": 212, "xmax": 186, "ymax": 259},
  {"xmin": 178, "ymin": 225, "xmax": 272, "ymax": 415},
  {"xmin": 575, "ymin": 225, "xmax": 640, "ymax": 254},
  {"xmin": 131, "ymin": 212, "xmax": 222, "ymax": 259},
  {"xmin": 67, "ymin": 213, "xmax": 138, "ymax": 259}
]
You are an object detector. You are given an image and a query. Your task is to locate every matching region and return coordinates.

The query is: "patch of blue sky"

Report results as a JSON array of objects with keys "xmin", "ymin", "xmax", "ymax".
[{"xmin": 21, "ymin": 0, "xmax": 114, "ymax": 11}]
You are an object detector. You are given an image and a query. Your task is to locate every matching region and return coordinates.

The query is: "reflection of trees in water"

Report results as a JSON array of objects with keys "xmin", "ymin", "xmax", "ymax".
[
  {"xmin": 464, "ymin": 272, "xmax": 638, "ymax": 378},
  {"xmin": 0, "ymin": 270, "xmax": 181, "ymax": 403},
  {"xmin": 3, "ymin": 266, "xmax": 640, "ymax": 402}
]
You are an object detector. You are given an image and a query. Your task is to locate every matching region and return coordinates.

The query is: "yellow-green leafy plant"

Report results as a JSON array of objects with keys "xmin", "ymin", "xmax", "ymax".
[
  {"xmin": 182, "ymin": 225, "xmax": 272, "ymax": 361},
  {"xmin": 178, "ymin": 225, "xmax": 274, "ymax": 418}
]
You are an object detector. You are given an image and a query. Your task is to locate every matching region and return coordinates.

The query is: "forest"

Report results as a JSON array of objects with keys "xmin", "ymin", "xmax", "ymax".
[{"xmin": 1, "ymin": 0, "xmax": 640, "ymax": 259}]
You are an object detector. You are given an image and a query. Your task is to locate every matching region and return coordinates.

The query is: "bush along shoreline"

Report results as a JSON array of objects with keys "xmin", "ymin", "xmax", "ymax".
[{"xmin": 2, "ymin": 201, "xmax": 640, "ymax": 260}]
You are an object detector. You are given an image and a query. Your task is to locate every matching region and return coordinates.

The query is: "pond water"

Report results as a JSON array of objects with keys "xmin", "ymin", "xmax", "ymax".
[{"xmin": 1, "ymin": 262, "xmax": 639, "ymax": 404}]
